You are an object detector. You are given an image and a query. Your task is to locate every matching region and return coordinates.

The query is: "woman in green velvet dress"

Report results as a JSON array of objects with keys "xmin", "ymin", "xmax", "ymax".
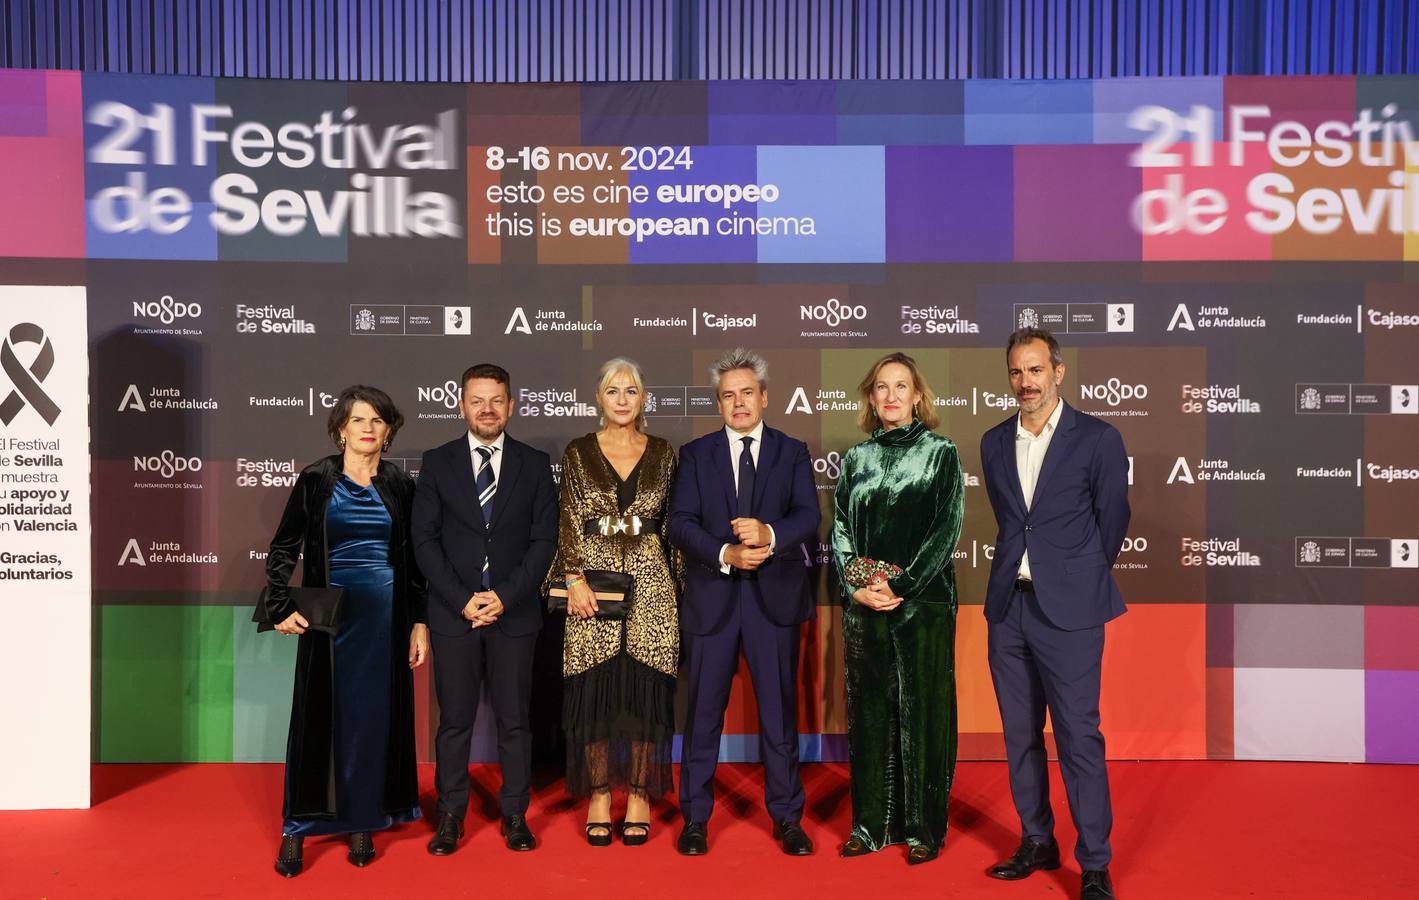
[{"xmin": 831, "ymin": 352, "xmax": 965, "ymax": 865}]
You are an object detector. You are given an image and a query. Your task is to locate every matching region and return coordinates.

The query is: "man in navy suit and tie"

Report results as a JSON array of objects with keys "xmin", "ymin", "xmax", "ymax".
[
  {"xmin": 667, "ymin": 348, "xmax": 820, "ymax": 858},
  {"xmin": 980, "ymin": 328, "xmax": 1130, "ymax": 900},
  {"xmin": 412, "ymin": 363, "xmax": 557, "ymax": 856}
]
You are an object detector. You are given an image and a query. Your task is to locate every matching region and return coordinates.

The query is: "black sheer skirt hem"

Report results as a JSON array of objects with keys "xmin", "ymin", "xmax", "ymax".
[{"xmin": 563, "ymin": 653, "xmax": 676, "ymax": 798}]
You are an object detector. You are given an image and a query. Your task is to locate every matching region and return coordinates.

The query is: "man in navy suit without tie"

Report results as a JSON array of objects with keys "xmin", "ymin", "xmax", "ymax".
[
  {"xmin": 667, "ymin": 348, "xmax": 820, "ymax": 858},
  {"xmin": 980, "ymin": 328, "xmax": 1130, "ymax": 900}
]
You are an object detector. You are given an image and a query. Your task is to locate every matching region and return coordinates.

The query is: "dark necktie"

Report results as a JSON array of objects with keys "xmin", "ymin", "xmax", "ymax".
[
  {"xmin": 475, "ymin": 446, "xmax": 496, "ymax": 588},
  {"xmin": 737, "ymin": 435, "xmax": 755, "ymax": 518}
]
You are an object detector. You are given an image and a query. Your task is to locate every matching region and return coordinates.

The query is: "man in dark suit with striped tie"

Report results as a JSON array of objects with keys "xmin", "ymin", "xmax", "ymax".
[
  {"xmin": 667, "ymin": 348, "xmax": 821, "ymax": 857},
  {"xmin": 412, "ymin": 363, "xmax": 558, "ymax": 856}
]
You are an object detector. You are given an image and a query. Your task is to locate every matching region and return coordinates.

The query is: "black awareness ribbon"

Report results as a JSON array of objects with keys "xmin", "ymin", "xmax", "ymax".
[{"xmin": 0, "ymin": 322, "xmax": 61, "ymax": 426}]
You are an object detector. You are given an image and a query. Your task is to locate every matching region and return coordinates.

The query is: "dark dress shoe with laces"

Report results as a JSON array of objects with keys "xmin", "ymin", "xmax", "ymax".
[
  {"xmin": 676, "ymin": 822, "xmax": 708, "ymax": 856},
  {"xmin": 274, "ymin": 833, "xmax": 303, "ymax": 878},
  {"xmin": 773, "ymin": 820, "xmax": 814, "ymax": 856},
  {"xmin": 501, "ymin": 814, "xmax": 536, "ymax": 851},
  {"xmin": 840, "ymin": 835, "xmax": 872, "ymax": 857},
  {"xmin": 1081, "ymin": 868, "xmax": 1116, "ymax": 899},
  {"xmin": 988, "ymin": 838, "xmax": 1061, "ymax": 880},
  {"xmin": 347, "ymin": 831, "xmax": 375, "ymax": 867},
  {"xmin": 426, "ymin": 813, "xmax": 464, "ymax": 856}
]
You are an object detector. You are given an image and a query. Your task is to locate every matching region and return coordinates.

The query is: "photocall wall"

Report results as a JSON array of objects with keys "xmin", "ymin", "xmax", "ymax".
[{"xmin": 1, "ymin": 68, "xmax": 1417, "ymax": 770}]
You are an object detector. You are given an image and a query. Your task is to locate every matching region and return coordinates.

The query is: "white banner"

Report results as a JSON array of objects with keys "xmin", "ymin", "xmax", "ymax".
[{"xmin": 0, "ymin": 285, "xmax": 91, "ymax": 809}]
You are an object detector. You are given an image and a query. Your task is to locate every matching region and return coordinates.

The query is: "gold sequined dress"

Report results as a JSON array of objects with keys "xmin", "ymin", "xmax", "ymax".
[{"xmin": 547, "ymin": 433, "xmax": 680, "ymax": 797}]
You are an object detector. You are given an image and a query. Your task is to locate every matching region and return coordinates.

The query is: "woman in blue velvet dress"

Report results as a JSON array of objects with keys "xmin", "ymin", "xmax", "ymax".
[{"xmin": 260, "ymin": 385, "xmax": 430, "ymax": 877}]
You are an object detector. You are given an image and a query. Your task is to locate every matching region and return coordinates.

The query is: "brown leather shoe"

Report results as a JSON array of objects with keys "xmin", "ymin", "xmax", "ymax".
[{"xmin": 987, "ymin": 838, "xmax": 1061, "ymax": 880}]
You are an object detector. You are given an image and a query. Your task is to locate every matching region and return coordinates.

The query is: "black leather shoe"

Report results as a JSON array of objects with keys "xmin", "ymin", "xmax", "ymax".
[
  {"xmin": 987, "ymin": 838, "xmax": 1061, "ymax": 880},
  {"xmin": 1081, "ymin": 868, "xmax": 1115, "ymax": 899},
  {"xmin": 772, "ymin": 820, "xmax": 814, "ymax": 856},
  {"xmin": 273, "ymin": 833, "xmax": 303, "ymax": 878},
  {"xmin": 501, "ymin": 814, "xmax": 536, "ymax": 851},
  {"xmin": 347, "ymin": 831, "xmax": 374, "ymax": 867},
  {"xmin": 426, "ymin": 813, "xmax": 464, "ymax": 856},
  {"xmin": 907, "ymin": 845, "xmax": 939, "ymax": 865},
  {"xmin": 676, "ymin": 822, "xmax": 708, "ymax": 856}
]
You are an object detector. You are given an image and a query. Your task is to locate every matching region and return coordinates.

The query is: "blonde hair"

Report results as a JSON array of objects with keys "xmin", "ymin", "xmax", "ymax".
[
  {"xmin": 856, "ymin": 352, "xmax": 940, "ymax": 433},
  {"xmin": 596, "ymin": 356, "xmax": 648, "ymax": 431}
]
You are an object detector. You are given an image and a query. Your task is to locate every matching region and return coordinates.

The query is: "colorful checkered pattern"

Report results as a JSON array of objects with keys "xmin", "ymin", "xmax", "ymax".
[{"xmin": 2, "ymin": 67, "xmax": 1415, "ymax": 764}]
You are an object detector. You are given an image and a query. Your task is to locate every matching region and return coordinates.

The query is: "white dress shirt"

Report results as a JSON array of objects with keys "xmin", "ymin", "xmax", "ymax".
[
  {"xmin": 1015, "ymin": 398, "xmax": 1063, "ymax": 582},
  {"xmin": 718, "ymin": 421, "xmax": 776, "ymax": 572},
  {"xmin": 467, "ymin": 430, "xmax": 506, "ymax": 485}
]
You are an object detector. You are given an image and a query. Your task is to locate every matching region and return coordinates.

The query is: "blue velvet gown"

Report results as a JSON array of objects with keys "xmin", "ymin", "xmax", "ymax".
[{"xmin": 282, "ymin": 475, "xmax": 421, "ymax": 836}]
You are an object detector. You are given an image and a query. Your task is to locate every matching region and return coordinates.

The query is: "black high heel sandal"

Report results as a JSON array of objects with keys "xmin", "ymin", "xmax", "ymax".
[
  {"xmin": 621, "ymin": 784, "xmax": 650, "ymax": 846},
  {"xmin": 586, "ymin": 785, "xmax": 613, "ymax": 847},
  {"xmin": 585, "ymin": 822, "xmax": 614, "ymax": 847}
]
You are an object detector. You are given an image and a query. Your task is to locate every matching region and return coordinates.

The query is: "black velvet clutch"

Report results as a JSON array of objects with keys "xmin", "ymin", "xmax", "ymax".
[
  {"xmin": 546, "ymin": 569, "xmax": 633, "ymax": 620},
  {"xmin": 252, "ymin": 586, "xmax": 347, "ymax": 634}
]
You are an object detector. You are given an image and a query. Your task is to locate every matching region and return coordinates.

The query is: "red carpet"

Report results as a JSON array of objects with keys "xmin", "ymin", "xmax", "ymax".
[{"xmin": 2, "ymin": 761, "xmax": 1414, "ymax": 898}]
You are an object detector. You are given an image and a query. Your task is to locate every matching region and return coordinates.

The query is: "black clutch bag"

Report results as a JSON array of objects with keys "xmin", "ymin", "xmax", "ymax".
[
  {"xmin": 546, "ymin": 570, "xmax": 634, "ymax": 620},
  {"xmin": 252, "ymin": 586, "xmax": 347, "ymax": 635}
]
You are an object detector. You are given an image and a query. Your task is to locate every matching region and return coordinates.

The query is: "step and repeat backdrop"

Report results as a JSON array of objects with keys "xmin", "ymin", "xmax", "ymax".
[{"xmin": 2, "ymin": 68, "xmax": 1417, "ymax": 795}]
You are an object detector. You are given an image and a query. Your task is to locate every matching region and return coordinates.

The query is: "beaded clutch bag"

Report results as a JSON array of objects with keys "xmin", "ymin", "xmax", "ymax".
[{"xmin": 844, "ymin": 557, "xmax": 903, "ymax": 588}]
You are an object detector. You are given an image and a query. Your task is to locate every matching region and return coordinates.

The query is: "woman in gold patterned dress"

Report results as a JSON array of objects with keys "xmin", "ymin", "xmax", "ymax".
[{"xmin": 548, "ymin": 357, "xmax": 680, "ymax": 847}]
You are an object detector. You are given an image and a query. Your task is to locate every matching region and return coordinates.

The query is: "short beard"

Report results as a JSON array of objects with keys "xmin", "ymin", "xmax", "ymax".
[
  {"xmin": 1017, "ymin": 389, "xmax": 1051, "ymax": 414},
  {"xmin": 471, "ymin": 421, "xmax": 504, "ymax": 441}
]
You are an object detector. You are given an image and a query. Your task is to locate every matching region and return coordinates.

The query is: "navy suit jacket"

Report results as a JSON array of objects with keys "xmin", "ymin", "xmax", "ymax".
[
  {"xmin": 667, "ymin": 424, "xmax": 821, "ymax": 636},
  {"xmin": 411, "ymin": 432, "xmax": 558, "ymax": 638},
  {"xmin": 980, "ymin": 401, "xmax": 1130, "ymax": 631}
]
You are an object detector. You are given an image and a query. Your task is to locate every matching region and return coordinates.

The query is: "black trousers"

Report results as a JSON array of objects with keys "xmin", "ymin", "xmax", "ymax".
[{"xmin": 431, "ymin": 625, "xmax": 537, "ymax": 819}]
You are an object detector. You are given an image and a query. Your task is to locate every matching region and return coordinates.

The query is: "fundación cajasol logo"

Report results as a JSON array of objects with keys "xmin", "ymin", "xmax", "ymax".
[{"xmin": 0, "ymin": 322, "xmax": 61, "ymax": 426}]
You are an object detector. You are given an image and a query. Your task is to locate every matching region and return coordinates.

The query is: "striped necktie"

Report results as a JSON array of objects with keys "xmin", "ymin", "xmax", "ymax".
[{"xmin": 475, "ymin": 445, "xmax": 496, "ymax": 588}]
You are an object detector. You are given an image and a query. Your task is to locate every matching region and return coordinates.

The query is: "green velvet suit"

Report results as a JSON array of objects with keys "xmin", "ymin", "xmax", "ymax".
[{"xmin": 831, "ymin": 420, "xmax": 965, "ymax": 853}]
